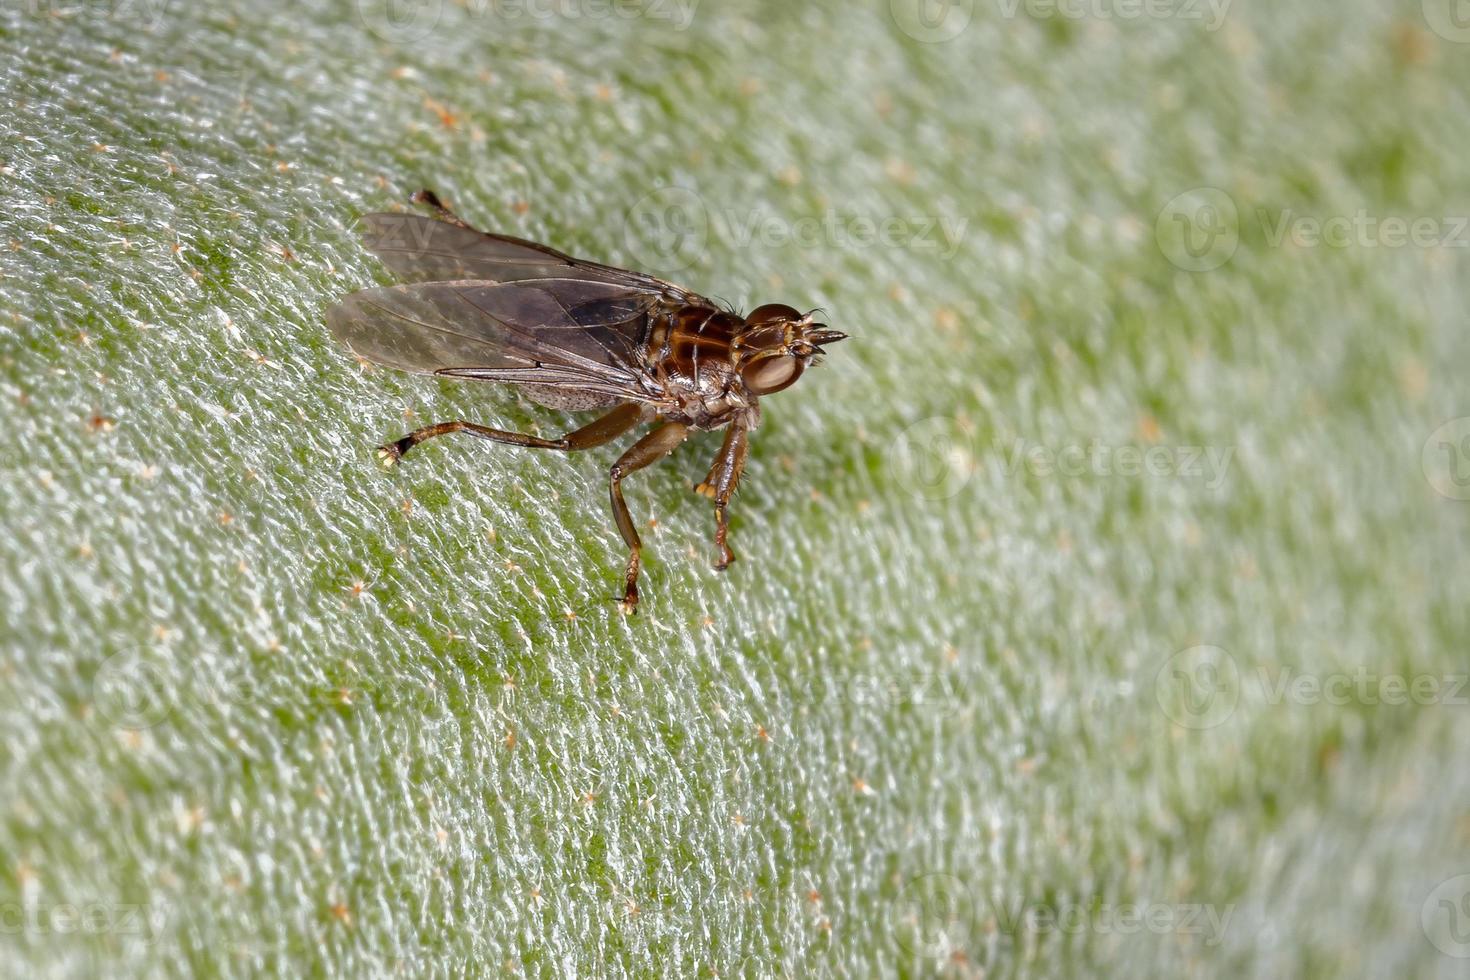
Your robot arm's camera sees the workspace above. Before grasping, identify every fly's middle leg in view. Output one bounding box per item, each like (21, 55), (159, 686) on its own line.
(608, 422), (690, 611)
(695, 422), (749, 571)
(377, 402), (643, 466)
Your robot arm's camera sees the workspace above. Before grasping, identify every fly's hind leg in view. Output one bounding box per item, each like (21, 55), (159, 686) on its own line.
(694, 421), (749, 571)
(377, 402), (644, 467)
(411, 189), (473, 229)
(609, 422), (690, 611)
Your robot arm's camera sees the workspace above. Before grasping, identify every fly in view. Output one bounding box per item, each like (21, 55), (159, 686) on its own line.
(326, 190), (847, 611)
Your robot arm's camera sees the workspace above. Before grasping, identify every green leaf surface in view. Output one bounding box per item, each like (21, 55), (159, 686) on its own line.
(2, 0), (1468, 975)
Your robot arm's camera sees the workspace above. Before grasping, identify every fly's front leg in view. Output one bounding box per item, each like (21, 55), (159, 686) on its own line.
(378, 402), (643, 466)
(694, 421), (749, 571)
(609, 422), (690, 611)
(411, 189), (473, 229)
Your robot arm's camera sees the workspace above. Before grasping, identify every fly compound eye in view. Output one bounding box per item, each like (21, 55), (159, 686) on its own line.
(745, 303), (801, 326)
(742, 353), (805, 395)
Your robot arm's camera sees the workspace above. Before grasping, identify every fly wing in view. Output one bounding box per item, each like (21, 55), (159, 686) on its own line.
(326, 279), (670, 405)
(359, 212), (719, 308)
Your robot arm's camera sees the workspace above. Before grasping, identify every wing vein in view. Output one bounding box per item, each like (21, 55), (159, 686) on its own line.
(355, 294), (533, 366)
(450, 286), (638, 382)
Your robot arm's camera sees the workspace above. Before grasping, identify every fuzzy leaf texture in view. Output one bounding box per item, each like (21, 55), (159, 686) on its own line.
(1, 0), (1468, 976)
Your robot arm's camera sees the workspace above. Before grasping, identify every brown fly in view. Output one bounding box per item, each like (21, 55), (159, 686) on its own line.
(326, 190), (846, 611)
